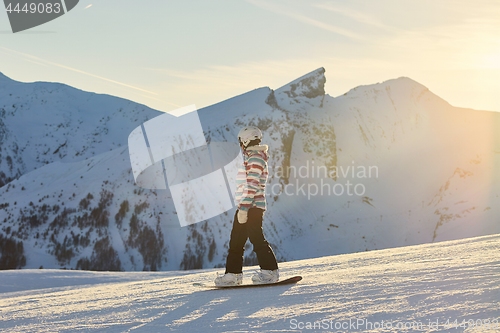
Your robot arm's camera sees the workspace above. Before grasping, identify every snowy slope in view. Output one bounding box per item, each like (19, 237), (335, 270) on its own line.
(1, 68), (499, 272)
(0, 234), (499, 332)
(0, 72), (161, 186)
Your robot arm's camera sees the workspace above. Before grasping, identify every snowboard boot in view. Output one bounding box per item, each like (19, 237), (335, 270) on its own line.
(214, 272), (243, 286)
(252, 269), (279, 284)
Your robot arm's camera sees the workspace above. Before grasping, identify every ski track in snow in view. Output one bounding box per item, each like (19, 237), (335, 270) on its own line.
(1, 234), (499, 333)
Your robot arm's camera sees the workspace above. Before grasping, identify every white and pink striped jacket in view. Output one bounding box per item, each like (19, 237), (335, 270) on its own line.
(235, 145), (269, 211)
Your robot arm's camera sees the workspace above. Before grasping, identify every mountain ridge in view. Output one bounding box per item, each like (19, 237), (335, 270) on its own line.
(0, 68), (499, 271)
(0, 72), (161, 186)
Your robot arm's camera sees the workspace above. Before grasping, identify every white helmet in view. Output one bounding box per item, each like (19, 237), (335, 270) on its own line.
(238, 126), (262, 148)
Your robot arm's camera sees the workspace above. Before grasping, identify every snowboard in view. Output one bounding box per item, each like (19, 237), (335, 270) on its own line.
(194, 275), (302, 289)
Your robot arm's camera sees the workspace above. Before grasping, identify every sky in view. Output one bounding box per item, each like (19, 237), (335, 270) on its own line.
(1, 0), (499, 113)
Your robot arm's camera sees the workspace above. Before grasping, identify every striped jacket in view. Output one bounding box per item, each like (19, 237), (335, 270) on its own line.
(235, 144), (269, 211)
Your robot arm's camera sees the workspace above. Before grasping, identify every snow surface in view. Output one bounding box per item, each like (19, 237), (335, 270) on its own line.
(1, 234), (499, 332)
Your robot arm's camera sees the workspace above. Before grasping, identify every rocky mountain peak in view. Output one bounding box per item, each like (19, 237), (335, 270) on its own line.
(276, 67), (326, 99)
(269, 67), (326, 110)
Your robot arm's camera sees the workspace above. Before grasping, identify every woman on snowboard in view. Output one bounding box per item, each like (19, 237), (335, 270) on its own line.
(215, 126), (279, 286)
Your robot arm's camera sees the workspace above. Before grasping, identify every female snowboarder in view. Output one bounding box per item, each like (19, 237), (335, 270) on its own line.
(215, 126), (279, 286)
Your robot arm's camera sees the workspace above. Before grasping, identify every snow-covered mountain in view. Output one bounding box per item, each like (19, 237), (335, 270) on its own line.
(0, 72), (160, 186)
(0, 68), (499, 271)
(1, 234), (499, 332)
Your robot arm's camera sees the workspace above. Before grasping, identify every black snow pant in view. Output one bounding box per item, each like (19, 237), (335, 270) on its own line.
(225, 208), (278, 274)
